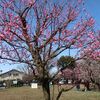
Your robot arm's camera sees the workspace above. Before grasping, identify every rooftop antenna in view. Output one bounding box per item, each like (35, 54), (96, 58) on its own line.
(69, 47), (70, 56)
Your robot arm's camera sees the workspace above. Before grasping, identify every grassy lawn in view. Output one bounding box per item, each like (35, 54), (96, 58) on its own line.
(0, 86), (100, 100)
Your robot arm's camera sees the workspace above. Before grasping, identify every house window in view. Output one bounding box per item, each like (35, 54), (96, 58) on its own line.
(13, 73), (19, 76)
(9, 73), (11, 76)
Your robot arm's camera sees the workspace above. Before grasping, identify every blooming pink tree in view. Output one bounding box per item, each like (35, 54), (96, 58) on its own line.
(75, 58), (100, 91)
(0, 0), (96, 100)
(81, 31), (100, 60)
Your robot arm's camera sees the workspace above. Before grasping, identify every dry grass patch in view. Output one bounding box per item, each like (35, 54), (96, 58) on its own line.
(0, 86), (100, 100)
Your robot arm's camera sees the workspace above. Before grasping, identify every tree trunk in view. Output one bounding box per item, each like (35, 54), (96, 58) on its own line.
(95, 83), (100, 91)
(85, 81), (90, 91)
(56, 90), (63, 100)
(42, 78), (51, 100)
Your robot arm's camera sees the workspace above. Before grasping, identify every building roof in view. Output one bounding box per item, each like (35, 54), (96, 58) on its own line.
(0, 69), (24, 76)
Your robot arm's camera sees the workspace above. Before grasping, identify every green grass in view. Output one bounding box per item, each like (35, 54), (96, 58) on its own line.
(0, 86), (100, 100)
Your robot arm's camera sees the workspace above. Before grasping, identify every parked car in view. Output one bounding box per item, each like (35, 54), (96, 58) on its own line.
(0, 81), (6, 89)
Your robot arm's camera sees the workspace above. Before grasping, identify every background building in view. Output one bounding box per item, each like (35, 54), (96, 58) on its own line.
(0, 69), (24, 81)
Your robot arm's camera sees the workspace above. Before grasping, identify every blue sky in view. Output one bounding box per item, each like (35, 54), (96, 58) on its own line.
(85, 0), (100, 29)
(0, 0), (100, 73)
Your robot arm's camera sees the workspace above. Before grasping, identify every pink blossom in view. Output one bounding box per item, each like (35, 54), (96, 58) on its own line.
(77, 0), (83, 4)
(0, 34), (5, 39)
(87, 17), (95, 26)
(68, 8), (78, 20)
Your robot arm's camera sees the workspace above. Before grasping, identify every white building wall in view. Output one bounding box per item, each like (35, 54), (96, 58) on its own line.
(0, 71), (24, 81)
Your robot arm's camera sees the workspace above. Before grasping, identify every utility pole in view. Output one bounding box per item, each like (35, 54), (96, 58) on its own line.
(69, 47), (70, 56)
